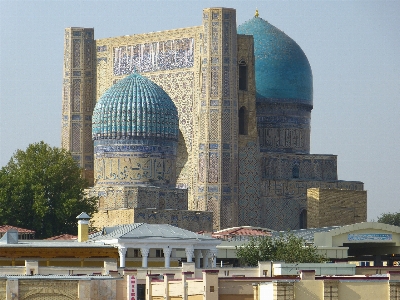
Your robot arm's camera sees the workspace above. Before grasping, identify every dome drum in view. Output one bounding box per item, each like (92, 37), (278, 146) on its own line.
(93, 138), (177, 157)
(93, 148), (177, 188)
(257, 102), (311, 154)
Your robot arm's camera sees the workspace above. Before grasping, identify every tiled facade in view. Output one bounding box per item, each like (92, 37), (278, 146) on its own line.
(62, 28), (95, 185)
(62, 8), (366, 231)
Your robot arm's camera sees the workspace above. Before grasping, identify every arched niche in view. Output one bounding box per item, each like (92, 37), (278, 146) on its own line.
(176, 129), (189, 185)
(239, 106), (248, 135)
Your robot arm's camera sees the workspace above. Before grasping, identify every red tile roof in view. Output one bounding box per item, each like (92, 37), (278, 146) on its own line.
(212, 226), (272, 239)
(0, 225), (35, 233)
(45, 234), (77, 240)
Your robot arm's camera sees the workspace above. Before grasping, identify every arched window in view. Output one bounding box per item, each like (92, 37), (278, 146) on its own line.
(239, 61), (248, 91)
(300, 209), (307, 229)
(239, 106), (248, 135)
(292, 164), (300, 179)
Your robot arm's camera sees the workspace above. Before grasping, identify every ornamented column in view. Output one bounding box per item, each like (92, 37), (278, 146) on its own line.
(118, 247), (127, 268)
(185, 246), (194, 263)
(140, 247), (150, 268)
(195, 7), (239, 231)
(194, 250), (202, 269)
(163, 246), (172, 268)
(62, 27), (95, 185)
(201, 249), (210, 268)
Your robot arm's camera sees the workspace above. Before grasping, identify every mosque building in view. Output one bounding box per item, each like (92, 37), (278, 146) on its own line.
(61, 7), (367, 231)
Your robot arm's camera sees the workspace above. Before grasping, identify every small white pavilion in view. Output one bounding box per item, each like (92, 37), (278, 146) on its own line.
(90, 223), (221, 268)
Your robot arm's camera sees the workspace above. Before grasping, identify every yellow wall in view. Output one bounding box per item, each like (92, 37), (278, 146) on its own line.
(0, 280), (5, 299)
(188, 296), (203, 300)
(125, 260), (179, 268)
(338, 281), (388, 299)
(35, 260), (105, 267)
(0, 260), (13, 266)
(48, 260), (82, 267)
(219, 280), (254, 295)
(294, 281), (323, 300)
(220, 295), (253, 300)
(116, 277), (127, 300)
(83, 261), (104, 267)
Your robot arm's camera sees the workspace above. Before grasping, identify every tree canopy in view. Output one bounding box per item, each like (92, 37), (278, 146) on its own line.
(377, 212), (400, 227)
(236, 233), (327, 266)
(0, 142), (97, 238)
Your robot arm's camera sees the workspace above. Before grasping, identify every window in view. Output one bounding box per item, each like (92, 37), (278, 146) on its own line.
(292, 164), (300, 179)
(239, 62), (248, 91)
(210, 286), (215, 292)
(156, 249), (164, 257)
(300, 209), (307, 229)
(133, 249), (141, 257)
(239, 106), (248, 135)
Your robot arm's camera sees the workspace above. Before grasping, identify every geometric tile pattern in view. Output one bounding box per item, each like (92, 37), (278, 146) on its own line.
(19, 280), (78, 300)
(261, 153), (338, 181)
(208, 152), (219, 183)
(238, 141), (262, 226)
(193, 7), (239, 230)
(63, 8), (366, 233)
(62, 28), (95, 183)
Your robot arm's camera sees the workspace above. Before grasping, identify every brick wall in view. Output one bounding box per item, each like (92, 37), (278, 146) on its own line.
(307, 188), (367, 228)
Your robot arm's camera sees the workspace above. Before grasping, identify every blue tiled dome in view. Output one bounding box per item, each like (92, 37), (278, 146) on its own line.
(238, 16), (313, 106)
(92, 73), (178, 141)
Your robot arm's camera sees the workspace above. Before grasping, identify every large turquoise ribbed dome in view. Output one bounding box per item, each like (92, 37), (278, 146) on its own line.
(92, 73), (178, 141)
(238, 16), (313, 105)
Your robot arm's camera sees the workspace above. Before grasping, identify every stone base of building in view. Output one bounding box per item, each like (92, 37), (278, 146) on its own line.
(87, 185), (189, 211)
(91, 208), (213, 232)
(307, 188), (367, 228)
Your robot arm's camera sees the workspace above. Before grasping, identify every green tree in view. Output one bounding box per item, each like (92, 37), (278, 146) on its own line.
(236, 233), (327, 266)
(0, 142), (97, 238)
(377, 212), (400, 227)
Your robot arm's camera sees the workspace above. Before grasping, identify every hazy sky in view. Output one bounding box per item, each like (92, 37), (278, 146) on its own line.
(0, 0), (399, 221)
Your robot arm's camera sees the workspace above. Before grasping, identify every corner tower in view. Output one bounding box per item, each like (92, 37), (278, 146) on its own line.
(194, 8), (239, 230)
(61, 28), (95, 184)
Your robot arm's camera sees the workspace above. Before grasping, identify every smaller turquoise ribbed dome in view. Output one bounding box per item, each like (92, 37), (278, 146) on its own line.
(92, 73), (178, 141)
(238, 16), (313, 105)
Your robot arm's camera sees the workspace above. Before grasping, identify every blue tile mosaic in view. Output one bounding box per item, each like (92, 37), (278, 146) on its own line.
(92, 73), (179, 142)
(208, 186), (219, 193)
(113, 38), (194, 76)
(237, 16), (313, 105)
(210, 100), (219, 106)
